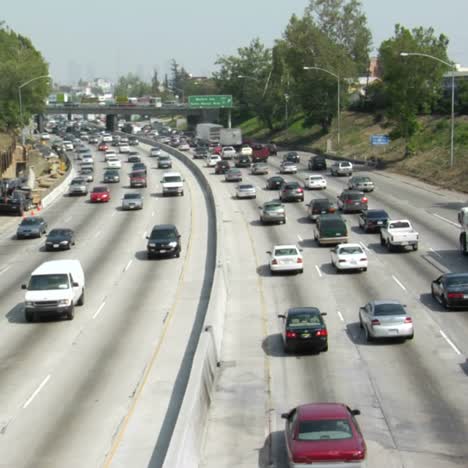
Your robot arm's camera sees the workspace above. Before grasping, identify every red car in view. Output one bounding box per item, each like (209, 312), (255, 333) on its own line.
(212, 145), (222, 155)
(251, 143), (270, 163)
(129, 171), (147, 188)
(98, 142), (108, 151)
(90, 186), (110, 203)
(282, 403), (366, 467)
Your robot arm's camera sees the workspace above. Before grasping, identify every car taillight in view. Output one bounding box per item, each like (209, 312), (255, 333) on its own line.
(339, 259), (346, 263)
(286, 331), (297, 338)
(316, 329), (327, 337)
(360, 258), (367, 261)
(362, 197), (368, 203)
(329, 207), (336, 213)
(404, 317), (412, 323)
(297, 258), (303, 263)
(297, 188), (303, 193)
(272, 259), (278, 265)
(447, 292), (464, 299)
(371, 319), (380, 325)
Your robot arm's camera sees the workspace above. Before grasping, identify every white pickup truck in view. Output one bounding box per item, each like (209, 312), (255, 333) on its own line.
(380, 219), (419, 251)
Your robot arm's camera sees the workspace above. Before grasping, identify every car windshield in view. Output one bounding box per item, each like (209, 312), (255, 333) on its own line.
(446, 275), (468, 286)
(124, 194), (141, 200)
(338, 246), (364, 255)
(287, 313), (321, 327)
(151, 229), (176, 240)
(274, 248), (298, 256)
(356, 177), (371, 182)
(239, 184), (254, 190)
(71, 179), (85, 185)
(29, 274), (70, 291)
(21, 218), (40, 226)
(374, 303), (406, 316)
(270, 177), (283, 183)
(164, 176), (182, 183)
(297, 419), (353, 441)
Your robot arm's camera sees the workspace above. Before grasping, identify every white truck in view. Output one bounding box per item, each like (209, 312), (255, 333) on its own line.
(380, 219), (419, 251)
(161, 171), (184, 197)
(458, 207), (468, 255)
(219, 128), (242, 146)
(22, 259), (85, 321)
(196, 123), (222, 144)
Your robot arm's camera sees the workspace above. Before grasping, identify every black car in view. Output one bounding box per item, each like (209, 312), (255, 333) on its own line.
(279, 181), (304, 202)
(132, 162), (147, 174)
(358, 209), (389, 232)
(278, 307), (328, 353)
(128, 155), (141, 163)
(45, 228), (75, 251)
(308, 155), (327, 170)
(307, 198), (336, 222)
(128, 136), (139, 146)
(283, 151), (300, 163)
(267, 143), (278, 155)
(235, 156), (251, 168)
(215, 160), (230, 174)
(266, 176), (285, 190)
(431, 273), (468, 309)
(103, 169), (120, 183)
(147, 224), (181, 259)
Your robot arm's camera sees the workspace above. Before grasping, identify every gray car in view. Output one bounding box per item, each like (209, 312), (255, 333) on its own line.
(337, 190), (368, 213)
(251, 163), (269, 175)
(158, 155), (172, 169)
(348, 175), (375, 192)
(330, 161), (353, 176)
(259, 201), (286, 224)
(359, 300), (414, 342)
(68, 177), (88, 196)
(80, 167), (94, 182)
(121, 192), (143, 210)
(225, 168), (242, 182)
(103, 169), (120, 183)
(17, 216), (47, 239)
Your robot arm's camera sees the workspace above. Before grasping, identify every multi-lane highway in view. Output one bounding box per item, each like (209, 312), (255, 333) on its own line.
(1, 136), (468, 468)
(0, 141), (214, 467)
(194, 151), (468, 468)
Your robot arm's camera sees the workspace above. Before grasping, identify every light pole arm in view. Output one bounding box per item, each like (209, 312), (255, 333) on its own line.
(400, 52), (453, 69)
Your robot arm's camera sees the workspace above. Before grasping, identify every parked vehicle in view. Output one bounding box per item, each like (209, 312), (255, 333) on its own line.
(431, 272), (468, 309)
(314, 214), (348, 246)
(359, 300), (414, 341)
(22, 259), (84, 321)
(380, 219), (419, 251)
(278, 307), (328, 353)
(0, 180), (33, 215)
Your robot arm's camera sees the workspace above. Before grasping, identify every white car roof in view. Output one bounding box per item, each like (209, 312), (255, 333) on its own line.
(273, 244), (299, 251)
(163, 171), (182, 177)
(336, 243), (362, 249)
(31, 259), (82, 276)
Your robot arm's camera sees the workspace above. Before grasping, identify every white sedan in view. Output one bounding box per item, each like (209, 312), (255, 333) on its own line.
(268, 245), (304, 275)
(206, 155), (221, 167)
(105, 151), (117, 161)
(221, 146), (236, 159)
(330, 243), (368, 272)
(106, 157), (122, 169)
(280, 161), (297, 174)
(235, 183), (256, 199)
(119, 145), (130, 154)
(304, 174), (327, 190)
(179, 142), (190, 151)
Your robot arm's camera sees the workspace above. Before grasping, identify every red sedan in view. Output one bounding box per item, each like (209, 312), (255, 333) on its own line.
(90, 186), (110, 203)
(282, 403), (366, 467)
(98, 142), (109, 151)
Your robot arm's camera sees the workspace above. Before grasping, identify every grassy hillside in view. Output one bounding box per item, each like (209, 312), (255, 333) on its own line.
(240, 112), (468, 192)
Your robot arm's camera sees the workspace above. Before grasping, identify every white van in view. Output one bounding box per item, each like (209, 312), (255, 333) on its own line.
(22, 260), (85, 322)
(161, 171), (184, 196)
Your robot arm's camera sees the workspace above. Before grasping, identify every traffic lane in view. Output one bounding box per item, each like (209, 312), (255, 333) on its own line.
(0, 154), (189, 437)
(0, 165), (198, 467)
(214, 175), (468, 466)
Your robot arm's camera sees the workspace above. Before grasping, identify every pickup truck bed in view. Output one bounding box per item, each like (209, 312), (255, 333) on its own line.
(380, 220), (419, 251)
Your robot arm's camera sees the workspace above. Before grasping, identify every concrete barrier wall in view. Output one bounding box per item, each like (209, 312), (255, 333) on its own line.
(136, 137), (227, 468)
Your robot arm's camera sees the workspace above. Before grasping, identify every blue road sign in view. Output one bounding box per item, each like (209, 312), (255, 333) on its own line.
(370, 134), (390, 145)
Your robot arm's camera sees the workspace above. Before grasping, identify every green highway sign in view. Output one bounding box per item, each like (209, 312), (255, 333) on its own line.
(188, 95), (233, 109)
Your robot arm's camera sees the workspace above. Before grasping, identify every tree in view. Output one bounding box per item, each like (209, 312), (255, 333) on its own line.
(0, 23), (49, 132)
(379, 25), (450, 140)
(113, 73), (151, 97)
(151, 69), (160, 95)
(306, 0), (372, 74)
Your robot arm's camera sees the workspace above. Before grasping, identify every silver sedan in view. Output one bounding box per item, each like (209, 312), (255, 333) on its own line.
(235, 183), (256, 199)
(359, 300), (414, 341)
(121, 193), (143, 210)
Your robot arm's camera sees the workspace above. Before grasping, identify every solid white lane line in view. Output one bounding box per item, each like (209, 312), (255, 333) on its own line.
(433, 213), (460, 228)
(315, 265), (322, 277)
(337, 311), (345, 322)
(64, 216), (72, 223)
(124, 259), (133, 272)
(440, 330), (462, 356)
(94, 230), (101, 238)
(93, 301), (106, 319)
(23, 375), (51, 409)
(359, 241), (370, 252)
(143, 231), (147, 239)
(0, 266), (10, 275)
(111, 211), (116, 217)
(392, 275), (407, 291)
(429, 248), (442, 258)
(151, 211), (155, 217)
(297, 234), (303, 242)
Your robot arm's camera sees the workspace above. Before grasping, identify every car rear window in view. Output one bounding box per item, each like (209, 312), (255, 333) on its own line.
(314, 200), (331, 208)
(321, 219), (345, 230)
(345, 193), (363, 200)
(446, 275), (468, 286)
(285, 183), (300, 189)
(287, 313), (321, 327)
(298, 419), (353, 441)
(265, 204), (283, 211)
(274, 248), (298, 256)
(338, 246), (364, 255)
(367, 210), (388, 219)
(389, 221), (410, 229)
(374, 303), (406, 316)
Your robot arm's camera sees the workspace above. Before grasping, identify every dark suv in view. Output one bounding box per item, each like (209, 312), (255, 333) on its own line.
(337, 190), (368, 213)
(146, 224), (181, 259)
(308, 155), (327, 171)
(279, 181), (304, 202)
(307, 198), (336, 222)
(283, 151), (300, 163)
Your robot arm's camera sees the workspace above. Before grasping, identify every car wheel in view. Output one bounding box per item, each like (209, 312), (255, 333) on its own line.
(283, 342), (290, 354)
(322, 343), (329, 352)
(364, 325), (373, 342)
(77, 289), (85, 306)
(413, 243), (418, 251)
(441, 296), (450, 310)
(362, 267), (367, 272)
(359, 317), (364, 329)
(176, 248), (181, 258)
(407, 333), (414, 340)
(66, 306), (75, 320)
(386, 240), (392, 251)
(25, 311), (34, 323)
(380, 235), (385, 246)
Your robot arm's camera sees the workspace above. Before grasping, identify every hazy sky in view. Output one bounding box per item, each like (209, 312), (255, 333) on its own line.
(3, 0), (468, 84)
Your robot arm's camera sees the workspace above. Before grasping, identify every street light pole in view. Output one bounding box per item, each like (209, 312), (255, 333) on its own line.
(400, 52), (455, 168)
(18, 74), (51, 145)
(284, 93), (289, 142)
(303, 66), (341, 147)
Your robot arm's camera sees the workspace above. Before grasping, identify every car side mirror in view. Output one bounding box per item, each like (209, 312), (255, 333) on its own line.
(72, 282), (79, 288)
(21, 284), (27, 290)
(277, 314), (286, 319)
(266, 251), (271, 254)
(359, 307), (366, 313)
(320, 312), (327, 316)
(351, 409), (361, 416)
(146, 236), (149, 239)
(281, 412), (289, 419)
